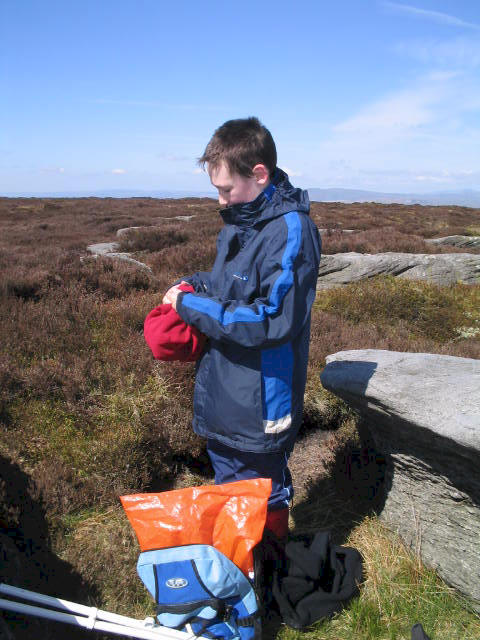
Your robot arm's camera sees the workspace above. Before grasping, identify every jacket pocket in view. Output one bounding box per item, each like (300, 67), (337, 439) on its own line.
(202, 344), (263, 447)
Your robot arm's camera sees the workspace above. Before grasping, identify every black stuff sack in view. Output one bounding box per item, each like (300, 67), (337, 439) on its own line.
(271, 530), (363, 629)
(411, 623), (431, 640)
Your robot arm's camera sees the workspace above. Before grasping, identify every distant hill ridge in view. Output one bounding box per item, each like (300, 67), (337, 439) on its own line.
(2, 187), (480, 207)
(307, 188), (480, 208)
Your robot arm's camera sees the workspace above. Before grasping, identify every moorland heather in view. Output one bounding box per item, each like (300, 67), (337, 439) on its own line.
(1, 196), (479, 638)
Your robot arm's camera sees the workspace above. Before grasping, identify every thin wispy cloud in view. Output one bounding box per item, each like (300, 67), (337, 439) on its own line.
(333, 78), (448, 135)
(383, 2), (480, 31)
(414, 169), (480, 184)
(394, 36), (480, 68)
(332, 71), (478, 141)
(40, 166), (66, 174)
(314, 70), (480, 190)
(111, 168), (126, 174)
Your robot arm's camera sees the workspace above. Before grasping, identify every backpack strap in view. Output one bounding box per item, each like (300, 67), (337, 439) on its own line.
(237, 614), (258, 627)
(157, 597), (230, 618)
(182, 603), (235, 638)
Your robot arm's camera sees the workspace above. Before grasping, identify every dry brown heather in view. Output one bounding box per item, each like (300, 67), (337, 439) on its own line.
(1, 196), (479, 630)
(310, 200), (480, 238)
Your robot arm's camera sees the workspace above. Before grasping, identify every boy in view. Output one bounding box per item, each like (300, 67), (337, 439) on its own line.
(163, 117), (321, 541)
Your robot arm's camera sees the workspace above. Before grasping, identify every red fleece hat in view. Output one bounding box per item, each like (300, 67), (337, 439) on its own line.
(144, 284), (206, 362)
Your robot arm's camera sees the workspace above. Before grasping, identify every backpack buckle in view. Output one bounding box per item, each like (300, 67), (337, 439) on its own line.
(221, 603), (234, 622)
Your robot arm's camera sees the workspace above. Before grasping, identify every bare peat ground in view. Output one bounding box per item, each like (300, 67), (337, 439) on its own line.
(1, 196), (479, 638)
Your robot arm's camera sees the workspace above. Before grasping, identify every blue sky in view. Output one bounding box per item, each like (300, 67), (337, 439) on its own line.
(1, 0), (480, 194)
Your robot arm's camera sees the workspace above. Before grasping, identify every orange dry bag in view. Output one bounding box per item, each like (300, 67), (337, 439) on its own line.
(120, 478), (272, 577)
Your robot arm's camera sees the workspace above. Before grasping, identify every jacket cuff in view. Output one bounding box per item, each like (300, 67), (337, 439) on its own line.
(176, 291), (189, 319)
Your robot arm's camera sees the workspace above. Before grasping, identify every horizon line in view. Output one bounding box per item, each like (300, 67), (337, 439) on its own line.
(2, 186), (480, 199)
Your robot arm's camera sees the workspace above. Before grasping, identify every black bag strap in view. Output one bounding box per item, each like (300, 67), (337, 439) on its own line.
(237, 614), (258, 627)
(184, 603), (236, 637)
(157, 598), (241, 637)
(157, 597), (228, 616)
(189, 610), (259, 639)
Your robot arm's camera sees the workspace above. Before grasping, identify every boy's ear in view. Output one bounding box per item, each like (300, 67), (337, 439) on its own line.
(252, 164), (270, 185)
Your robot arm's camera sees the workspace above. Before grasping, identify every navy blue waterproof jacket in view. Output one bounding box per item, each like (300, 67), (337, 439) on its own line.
(176, 169), (321, 453)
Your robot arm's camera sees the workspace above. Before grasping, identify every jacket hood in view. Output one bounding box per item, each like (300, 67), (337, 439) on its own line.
(220, 168), (310, 228)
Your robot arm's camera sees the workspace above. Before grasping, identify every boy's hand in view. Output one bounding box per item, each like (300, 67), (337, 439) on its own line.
(163, 281), (188, 311)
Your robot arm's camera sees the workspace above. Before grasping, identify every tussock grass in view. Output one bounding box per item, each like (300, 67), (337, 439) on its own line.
(59, 505), (153, 618)
(465, 226), (480, 236)
(315, 276), (480, 355)
(302, 377), (355, 433)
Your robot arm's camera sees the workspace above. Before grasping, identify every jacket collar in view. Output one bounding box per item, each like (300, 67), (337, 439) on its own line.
(220, 168), (309, 228)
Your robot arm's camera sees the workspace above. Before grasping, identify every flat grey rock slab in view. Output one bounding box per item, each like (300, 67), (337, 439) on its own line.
(87, 242), (121, 255)
(165, 215), (195, 221)
(320, 349), (480, 609)
(84, 244), (152, 272)
(318, 228), (357, 234)
(425, 235), (480, 249)
(317, 252), (480, 288)
(116, 225), (165, 237)
(104, 252), (152, 272)
(116, 226), (143, 237)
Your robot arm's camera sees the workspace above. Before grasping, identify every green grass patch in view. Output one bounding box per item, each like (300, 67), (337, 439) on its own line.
(8, 398), (89, 466)
(7, 370), (172, 477)
(59, 505), (155, 618)
(316, 276), (480, 343)
(303, 374), (356, 432)
(58, 507), (102, 541)
(465, 226), (480, 237)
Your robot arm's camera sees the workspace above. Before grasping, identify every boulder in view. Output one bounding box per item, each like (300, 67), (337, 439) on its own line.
(102, 252), (152, 272)
(86, 242), (120, 255)
(318, 228), (358, 234)
(320, 349), (480, 610)
(425, 235), (480, 249)
(164, 215), (195, 221)
(116, 226), (144, 237)
(85, 242), (151, 272)
(317, 252), (480, 288)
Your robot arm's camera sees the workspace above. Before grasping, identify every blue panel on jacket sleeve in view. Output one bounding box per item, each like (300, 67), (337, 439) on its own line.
(261, 343), (293, 423)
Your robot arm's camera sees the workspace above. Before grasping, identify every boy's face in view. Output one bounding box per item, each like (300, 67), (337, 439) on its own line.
(208, 161), (269, 207)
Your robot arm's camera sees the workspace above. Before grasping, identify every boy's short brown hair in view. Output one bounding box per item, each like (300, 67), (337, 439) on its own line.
(198, 117), (277, 178)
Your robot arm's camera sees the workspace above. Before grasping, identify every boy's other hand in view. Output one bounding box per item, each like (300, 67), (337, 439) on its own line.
(162, 281), (188, 311)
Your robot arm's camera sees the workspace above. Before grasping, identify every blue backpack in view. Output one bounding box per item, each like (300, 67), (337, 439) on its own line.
(137, 544), (261, 640)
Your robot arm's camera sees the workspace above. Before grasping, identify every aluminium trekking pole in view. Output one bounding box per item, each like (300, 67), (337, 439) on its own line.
(0, 583), (204, 640)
